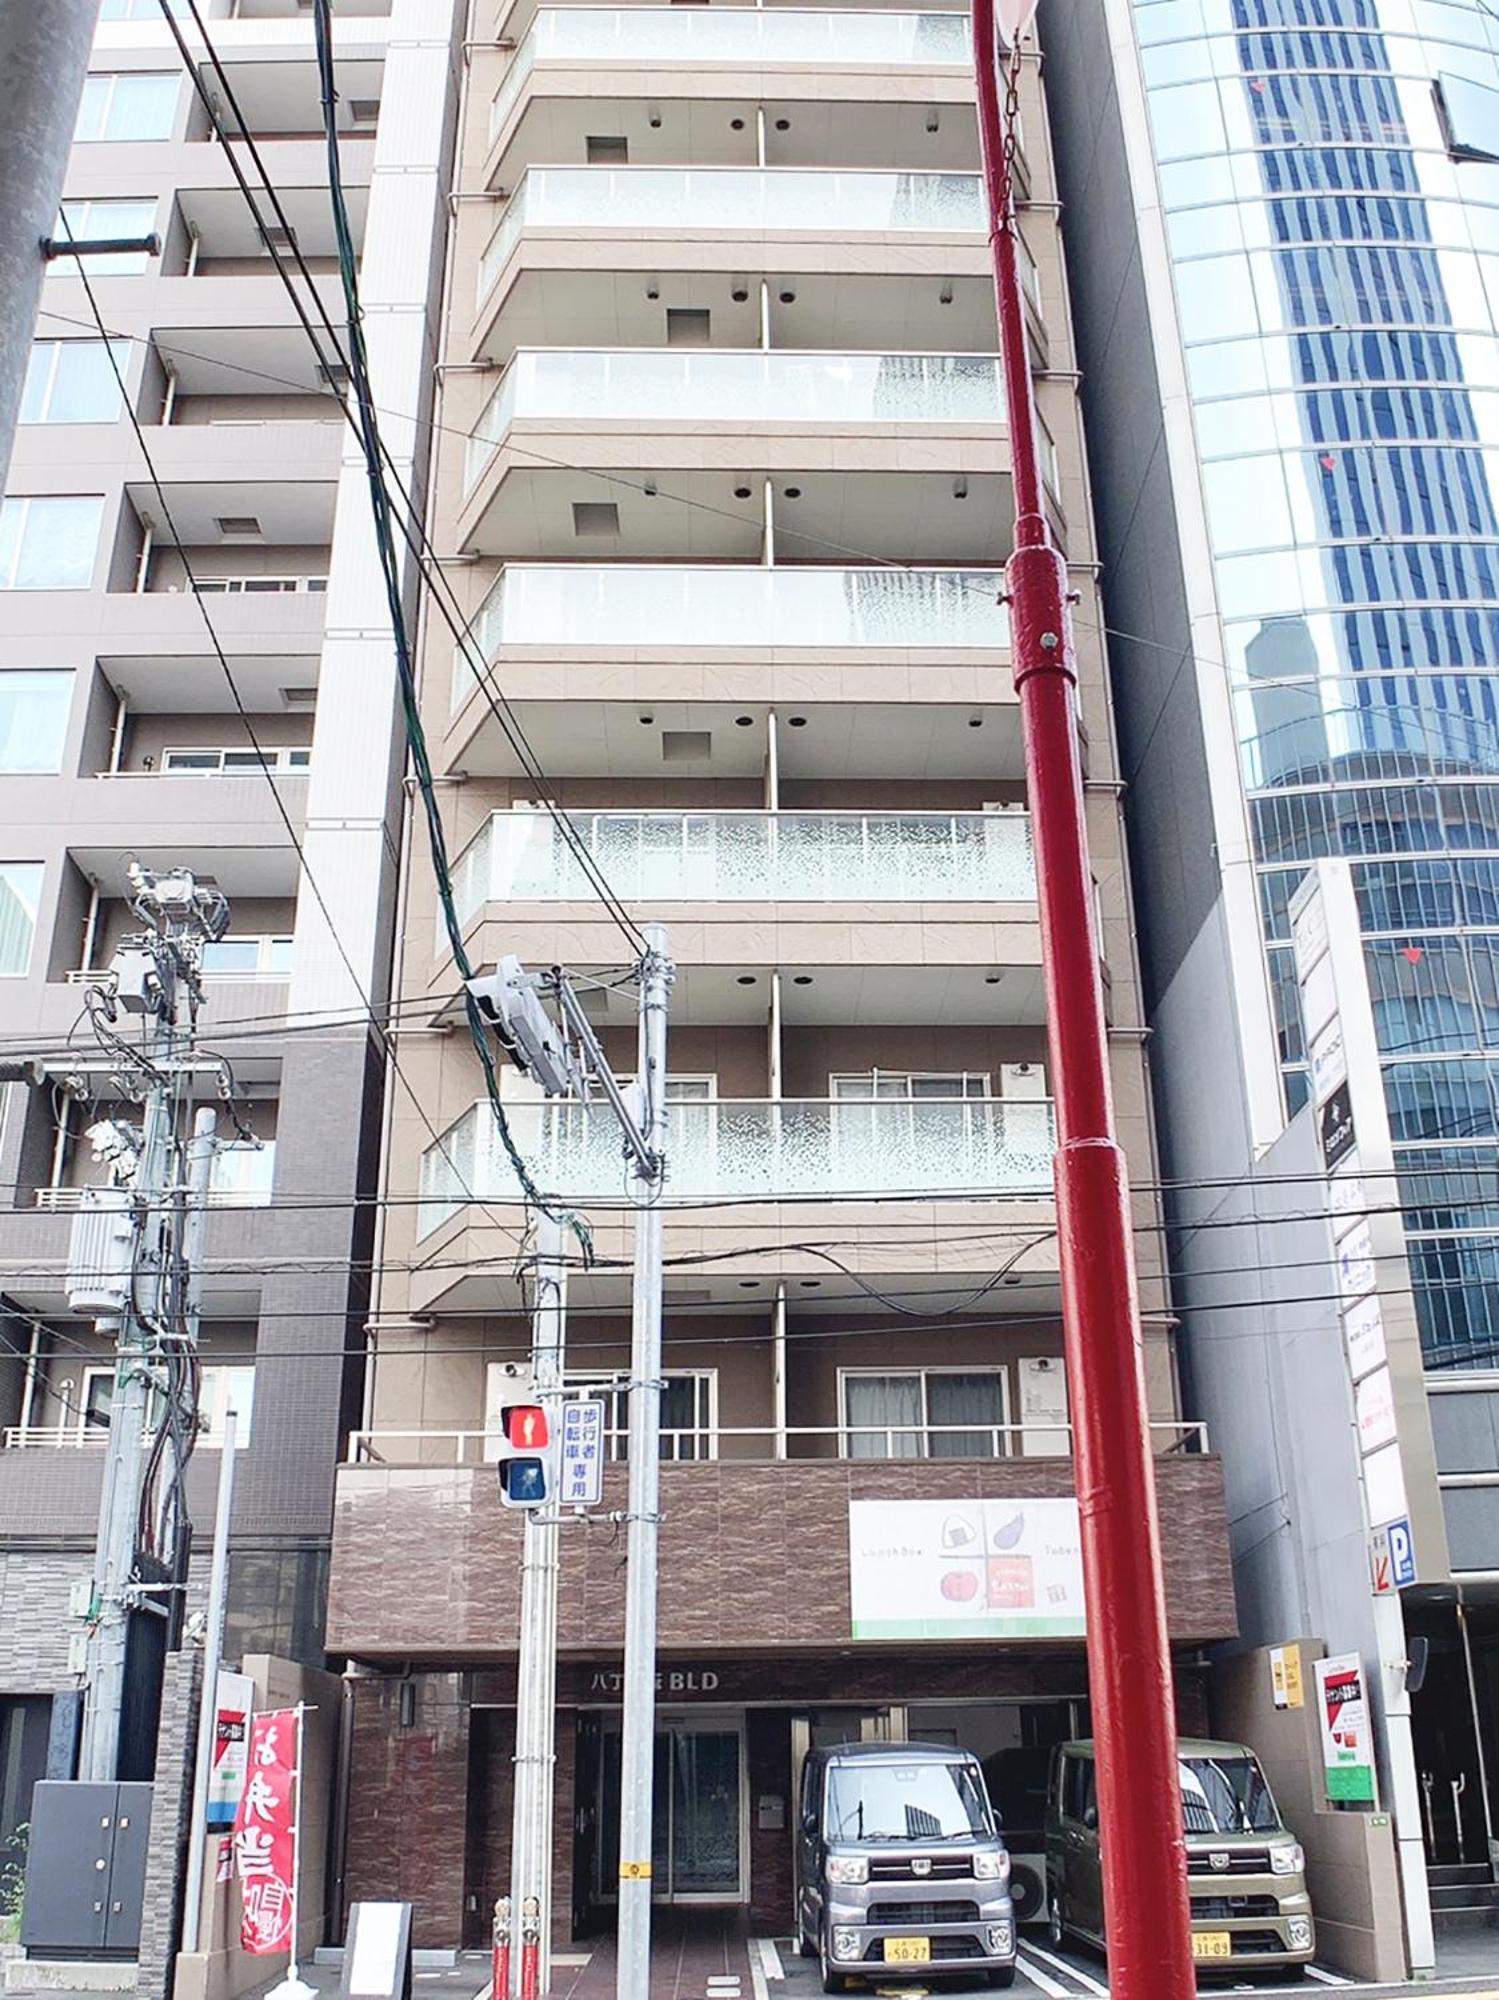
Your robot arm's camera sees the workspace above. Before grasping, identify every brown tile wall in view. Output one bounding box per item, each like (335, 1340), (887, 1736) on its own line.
(345, 1674), (471, 1946)
(747, 1709), (794, 1930)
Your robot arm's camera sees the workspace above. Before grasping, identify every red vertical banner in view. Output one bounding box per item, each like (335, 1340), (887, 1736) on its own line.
(232, 1708), (298, 1954)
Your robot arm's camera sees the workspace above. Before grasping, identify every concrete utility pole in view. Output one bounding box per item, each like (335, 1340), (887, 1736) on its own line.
(614, 924), (672, 2000)
(0, 1), (98, 488)
(509, 1215), (569, 1994)
(74, 862), (231, 1782)
(181, 1405), (238, 1955)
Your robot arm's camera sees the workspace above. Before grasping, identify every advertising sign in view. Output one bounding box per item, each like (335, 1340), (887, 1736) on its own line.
(1269, 1642), (1304, 1710)
(233, 1708), (298, 1954)
(1341, 1292), (1387, 1381)
(1320, 1080), (1356, 1171)
(848, 1497), (1084, 1639)
(207, 1670), (254, 1830)
(1313, 1653), (1376, 1803)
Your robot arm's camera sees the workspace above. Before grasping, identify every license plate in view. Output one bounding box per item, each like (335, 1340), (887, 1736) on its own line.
(883, 1938), (931, 1964)
(1192, 1932), (1232, 1962)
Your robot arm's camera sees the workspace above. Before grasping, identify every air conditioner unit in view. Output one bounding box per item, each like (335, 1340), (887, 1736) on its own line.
(66, 1187), (134, 1316)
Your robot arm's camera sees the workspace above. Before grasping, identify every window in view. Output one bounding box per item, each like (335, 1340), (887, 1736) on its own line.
(50, 199), (157, 276)
(840, 1368), (1009, 1459)
(569, 1369), (716, 1460)
(0, 497), (103, 590)
(74, 73), (178, 144)
(0, 672), (71, 773)
(1437, 71), (1499, 164)
(209, 1143), (275, 1205)
(0, 864), (43, 977)
(20, 342), (127, 425)
(194, 576), (328, 594)
(164, 747), (310, 774)
(198, 1365), (254, 1446)
(831, 1072), (990, 1098)
(97, 0), (189, 15)
(201, 935), (293, 978)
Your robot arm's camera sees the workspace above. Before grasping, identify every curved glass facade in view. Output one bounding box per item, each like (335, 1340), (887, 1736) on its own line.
(1137, 0), (1499, 1363)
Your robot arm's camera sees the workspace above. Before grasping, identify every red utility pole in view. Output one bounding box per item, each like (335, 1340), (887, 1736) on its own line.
(970, 11), (1197, 1999)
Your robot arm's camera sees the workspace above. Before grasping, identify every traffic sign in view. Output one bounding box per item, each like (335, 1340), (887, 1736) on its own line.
(560, 1399), (606, 1507)
(1387, 1515), (1416, 1589)
(1369, 1525), (1392, 1595)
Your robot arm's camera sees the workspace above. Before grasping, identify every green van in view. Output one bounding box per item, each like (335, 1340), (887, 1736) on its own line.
(1045, 1740), (1315, 1977)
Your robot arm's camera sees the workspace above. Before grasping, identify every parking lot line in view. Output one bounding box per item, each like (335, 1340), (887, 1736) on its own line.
(1303, 1969), (1352, 1986)
(1013, 1956), (1073, 1997)
(1022, 1945), (1108, 1996)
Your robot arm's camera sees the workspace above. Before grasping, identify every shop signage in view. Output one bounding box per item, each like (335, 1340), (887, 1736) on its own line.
(1269, 1643), (1304, 1710)
(848, 1497), (1084, 1640)
(207, 1670), (254, 1830)
(586, 1668), (721, 1696)
(1313, 1653), (1376, 1803)
(1320, 1080), (1356, 1171)
(233, 1708), (298, 1954)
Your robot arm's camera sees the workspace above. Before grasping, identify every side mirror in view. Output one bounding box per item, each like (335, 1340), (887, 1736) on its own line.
(1082, 1804), (1099, 1831)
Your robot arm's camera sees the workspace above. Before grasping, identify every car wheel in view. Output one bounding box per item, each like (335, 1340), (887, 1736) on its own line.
(1047, 1895), (1064, 1950)
(799, 1929), (816, 1959)
(983, 1970), (1015, 1989)
(819, 1934), (846, 1994)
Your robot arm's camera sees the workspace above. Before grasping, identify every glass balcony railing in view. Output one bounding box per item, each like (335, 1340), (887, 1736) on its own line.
(489, 9), (974, 144)
(462, 566), (1005, 691)
(464, 349), (1003, 490)
(449, 808), (1036, 927)
(420, 1096), (1055, 1230)
(478, 167), (985, 307)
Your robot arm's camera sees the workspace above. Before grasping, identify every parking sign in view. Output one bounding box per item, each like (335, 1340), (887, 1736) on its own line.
(1387, 1515), (1417, 1589)
(560, 1399), (606, 1507)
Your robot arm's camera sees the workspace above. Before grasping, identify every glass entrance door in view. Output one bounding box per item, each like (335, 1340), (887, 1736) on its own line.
(595, 1716), (746, 1904)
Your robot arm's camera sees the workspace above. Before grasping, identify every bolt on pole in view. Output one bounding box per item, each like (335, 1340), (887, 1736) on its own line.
(969, 10), (1196, 1999)
(509, 1214), (569, 1996)
(615, 924), (672, 2000)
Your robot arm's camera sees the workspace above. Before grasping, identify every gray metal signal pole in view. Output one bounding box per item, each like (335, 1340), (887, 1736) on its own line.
(509, 1214), (569, 1993)
(615, 924), (672, 2000)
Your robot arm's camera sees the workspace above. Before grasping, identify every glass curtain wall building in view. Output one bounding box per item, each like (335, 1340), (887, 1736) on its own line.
(1136, 0), (1499, 1368)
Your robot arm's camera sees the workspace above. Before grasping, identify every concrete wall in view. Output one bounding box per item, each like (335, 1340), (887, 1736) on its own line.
(1215, 1642), (1406, 1983)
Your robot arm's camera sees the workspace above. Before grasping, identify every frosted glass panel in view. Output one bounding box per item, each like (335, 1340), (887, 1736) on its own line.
(420, 1096), (1056, 1229)
(450, 810), (1035, 923)
(472, 564), (1006, 659)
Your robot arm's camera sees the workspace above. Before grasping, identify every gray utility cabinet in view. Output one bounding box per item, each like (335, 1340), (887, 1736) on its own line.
(20, 1780), (154, 1956)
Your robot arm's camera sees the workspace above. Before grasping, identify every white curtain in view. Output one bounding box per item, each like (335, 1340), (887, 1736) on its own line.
(844, 1374), (922, 1459)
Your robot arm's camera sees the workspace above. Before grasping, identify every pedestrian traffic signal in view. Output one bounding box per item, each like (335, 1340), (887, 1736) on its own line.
(496, 1403), (552, 1509)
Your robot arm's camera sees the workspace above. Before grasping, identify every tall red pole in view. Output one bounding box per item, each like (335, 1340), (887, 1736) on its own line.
(971, 12), (1197, 2000)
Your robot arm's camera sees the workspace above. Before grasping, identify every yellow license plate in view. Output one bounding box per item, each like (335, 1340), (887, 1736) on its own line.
(1192, 1932), (1232, 1962)
(882, 1939), (931, 1964)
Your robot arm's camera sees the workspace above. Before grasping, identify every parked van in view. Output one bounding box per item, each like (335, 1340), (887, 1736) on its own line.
(797, 1742), (1018, 1991)
(1045, 1740), (1315, 1976)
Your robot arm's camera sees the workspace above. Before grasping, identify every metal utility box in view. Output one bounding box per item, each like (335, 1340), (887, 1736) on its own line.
(19, 1780), (153, 1956)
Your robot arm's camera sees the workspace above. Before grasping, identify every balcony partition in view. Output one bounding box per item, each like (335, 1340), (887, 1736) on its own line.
(450, 807), (1035, 926)
(419, 1094), (1055, 1230)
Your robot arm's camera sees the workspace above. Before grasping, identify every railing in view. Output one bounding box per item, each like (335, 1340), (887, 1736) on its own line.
(479, 167), (985, 307)
(462, 565), (1005, 694)
(67, 941), (291, 986)
(2, 1423), (110, 1450)
(34, 1142), (275, 1213)
(449, 809), (1036, 927)
(489, 8), (974, 143)
(345, 1420), (1210, 1465)
(419, 1096), (1055, 1231)
(464, 348), (1004, 490)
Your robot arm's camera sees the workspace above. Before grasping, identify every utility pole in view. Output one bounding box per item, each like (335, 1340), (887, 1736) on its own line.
(181, 1405), (238, 1956)
(73, 862), (231, 1783)
(508, 1214), (568, 1994)
(0, 1), (98, 488)
(970, 12), (1196, 2000)
(465, 934), (672, 2000)
(613, 923), (671, 2000)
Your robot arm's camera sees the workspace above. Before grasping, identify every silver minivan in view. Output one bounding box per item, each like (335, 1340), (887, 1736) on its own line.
(796, 1742), (1017, 1992)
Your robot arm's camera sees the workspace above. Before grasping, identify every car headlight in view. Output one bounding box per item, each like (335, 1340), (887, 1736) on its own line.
(1270, 1844), (1305, 1876)
(1286, 1916), (1312, 1949)
(826, 1856), (869, 1886)
(974, 1849), (1011, 1881)
(832, 1929), (861, 1962)
(986, 1925), (1014, 1958)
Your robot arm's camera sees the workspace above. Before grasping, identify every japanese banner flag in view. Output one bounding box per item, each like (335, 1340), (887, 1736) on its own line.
(232, 1709), (298, 1954)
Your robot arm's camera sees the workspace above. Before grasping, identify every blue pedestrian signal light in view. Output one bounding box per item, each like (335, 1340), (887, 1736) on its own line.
(497, 1403), (552, 1509)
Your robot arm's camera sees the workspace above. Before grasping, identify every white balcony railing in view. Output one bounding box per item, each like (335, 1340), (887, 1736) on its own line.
(464, 348), (1003, 491)
(450, 808), (1035, 928)
(346, 1420), (1209, 1465)
(489, 7), (973, 143)
(34, 1142), (275, 1213)
(479, 167), (985, 307)
(462, 565), (1005, 698)
(419, 1096), (1054, 1232)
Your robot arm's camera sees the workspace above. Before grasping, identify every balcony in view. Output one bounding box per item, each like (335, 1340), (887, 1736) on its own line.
(452, 808), (1035, 922)
(464, 349), (1006, 494)
(418, 1094), (1055, 1232)
(477, 167), (988, 313)
(34, 1142), (276, 1214)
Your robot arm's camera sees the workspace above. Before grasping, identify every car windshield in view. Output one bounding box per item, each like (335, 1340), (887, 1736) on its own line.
(827, 1760), (993, 1841)
(1179, 1756), (1280, 1835)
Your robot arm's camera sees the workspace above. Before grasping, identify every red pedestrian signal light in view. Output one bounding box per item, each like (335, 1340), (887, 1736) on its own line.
(497, 1404), (553, 1508)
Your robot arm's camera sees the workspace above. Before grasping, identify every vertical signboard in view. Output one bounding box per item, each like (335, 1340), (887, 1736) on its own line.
(233, 1708), (298, 1954)
(206, 1670), (254, 1831)
(1314, 1653), (1377, 1803)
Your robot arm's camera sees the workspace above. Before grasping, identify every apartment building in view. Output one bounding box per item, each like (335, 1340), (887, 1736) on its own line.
(1042, 0), (1499, 1946)
(0, 0), (460, 1863)
(324, 0), (1237, 1947)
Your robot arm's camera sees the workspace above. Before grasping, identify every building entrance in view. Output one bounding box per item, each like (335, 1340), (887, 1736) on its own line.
(579, 1711), (748, 1916)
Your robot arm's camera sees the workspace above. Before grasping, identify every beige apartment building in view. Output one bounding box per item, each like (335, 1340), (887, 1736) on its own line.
(325, 0), (1236, 1948)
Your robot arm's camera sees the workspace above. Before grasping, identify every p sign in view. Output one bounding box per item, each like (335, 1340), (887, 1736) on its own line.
(1387, 1515), (1417, 1590)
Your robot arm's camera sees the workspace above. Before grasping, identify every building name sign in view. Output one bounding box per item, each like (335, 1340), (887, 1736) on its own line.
(586, 1669), (721, 1695)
